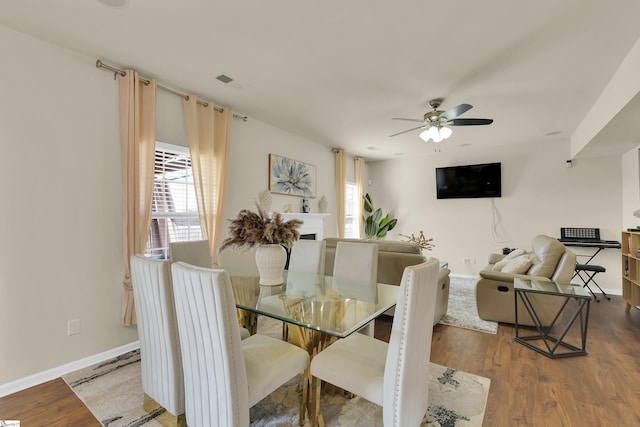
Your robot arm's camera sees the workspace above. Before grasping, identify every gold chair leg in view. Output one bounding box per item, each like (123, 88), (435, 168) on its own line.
(143, 393), (186, 427)
(299, 368), (309, 426)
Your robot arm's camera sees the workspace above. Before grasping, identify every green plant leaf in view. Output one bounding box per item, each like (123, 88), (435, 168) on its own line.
(386, 218), (398, 231)
(371, 208), (382, 223)
(364, 216), (377, 237)
(363, 193), (374, 213)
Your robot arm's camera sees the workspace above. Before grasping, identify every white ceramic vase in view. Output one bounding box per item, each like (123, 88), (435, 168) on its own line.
(255, 244), (287, 285)
(318, 195), (328, 213)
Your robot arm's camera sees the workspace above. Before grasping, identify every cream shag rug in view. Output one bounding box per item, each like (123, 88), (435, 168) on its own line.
(438, 276), (498, 334)
(63, 317), (490, 427)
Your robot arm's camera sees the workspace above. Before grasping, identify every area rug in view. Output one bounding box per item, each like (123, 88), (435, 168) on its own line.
(62, 321), (490, 427)
(438, 275), (498, 334)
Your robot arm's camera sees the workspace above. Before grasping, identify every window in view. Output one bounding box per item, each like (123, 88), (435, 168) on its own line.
(344, 182), (359, 238)
(146, 142), (202, 258)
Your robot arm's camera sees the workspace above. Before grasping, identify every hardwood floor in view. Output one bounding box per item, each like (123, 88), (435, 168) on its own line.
(1, 294), (639, 426)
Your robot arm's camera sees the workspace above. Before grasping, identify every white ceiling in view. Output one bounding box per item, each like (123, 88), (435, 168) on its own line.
(2, 0), (640, 160)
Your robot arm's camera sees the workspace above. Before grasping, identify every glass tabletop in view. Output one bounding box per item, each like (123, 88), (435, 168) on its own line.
(230, 271), (398, 338)
(514, 278), (592, 299)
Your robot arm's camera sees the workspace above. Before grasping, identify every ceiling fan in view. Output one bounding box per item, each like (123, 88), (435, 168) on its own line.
(389, 98), (493, 142)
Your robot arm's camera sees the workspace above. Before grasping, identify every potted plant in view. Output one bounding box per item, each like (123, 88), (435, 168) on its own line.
(219, 203), (302, 285)
(362, 193), (398, 239)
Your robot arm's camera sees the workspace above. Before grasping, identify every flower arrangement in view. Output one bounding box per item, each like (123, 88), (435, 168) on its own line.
(218, 202), (303, 253)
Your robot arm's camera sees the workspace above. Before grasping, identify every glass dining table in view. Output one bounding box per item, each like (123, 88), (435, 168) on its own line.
(229, 270), (399, 356)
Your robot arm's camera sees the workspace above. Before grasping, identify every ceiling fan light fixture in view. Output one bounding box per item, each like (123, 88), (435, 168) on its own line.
(419, 125), (452, 143)
(440, 126), (453, 139)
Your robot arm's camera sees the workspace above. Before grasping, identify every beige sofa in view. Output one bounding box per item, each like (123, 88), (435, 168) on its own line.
(475, 235), (577, 326)
(323, 238), (450, 325)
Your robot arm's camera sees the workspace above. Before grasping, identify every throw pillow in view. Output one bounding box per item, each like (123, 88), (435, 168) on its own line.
(503, 248), (525, 260)
(501, 255), (532, 274)
(492, 259), (510, 271)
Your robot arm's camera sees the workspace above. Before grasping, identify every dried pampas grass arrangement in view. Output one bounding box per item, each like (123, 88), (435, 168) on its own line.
(218, 202), (302, 253)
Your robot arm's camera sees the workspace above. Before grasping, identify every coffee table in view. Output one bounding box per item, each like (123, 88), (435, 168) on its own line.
(513, 278), (592, 358)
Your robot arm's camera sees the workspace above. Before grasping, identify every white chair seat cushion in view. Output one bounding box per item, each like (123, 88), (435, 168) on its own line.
(243, 334), (310, 407)
(310, 333), (387, 406)
(240, 327), (251, 340)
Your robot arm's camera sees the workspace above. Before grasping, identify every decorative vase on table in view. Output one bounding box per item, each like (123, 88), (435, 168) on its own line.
(255, 244), (287, 286)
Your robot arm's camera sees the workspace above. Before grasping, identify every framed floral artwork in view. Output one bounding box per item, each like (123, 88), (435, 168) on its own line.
(269, 154), (317, 198)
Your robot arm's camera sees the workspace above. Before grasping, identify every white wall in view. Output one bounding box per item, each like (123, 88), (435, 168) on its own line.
(224, 118), (337, 231)
(0, 26), (138, 384)
(367, 140), (623, 291)
(0, 24), (338, 387)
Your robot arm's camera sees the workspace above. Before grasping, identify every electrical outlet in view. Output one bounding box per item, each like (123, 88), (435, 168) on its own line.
(463, 257), (477, 265)
(68, 319), (80, 336)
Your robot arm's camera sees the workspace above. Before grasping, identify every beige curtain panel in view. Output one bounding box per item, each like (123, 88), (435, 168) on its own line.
(119, 70), (157, 326)
(183, 97), (233, 265)
(354, 157), (365, 238)
(335, 149), (347, 238)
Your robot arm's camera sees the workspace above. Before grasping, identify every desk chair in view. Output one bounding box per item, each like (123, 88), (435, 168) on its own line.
(310, 259), (439, 427)
(171, 262), (310, 427)
(574, 263), (610, 302)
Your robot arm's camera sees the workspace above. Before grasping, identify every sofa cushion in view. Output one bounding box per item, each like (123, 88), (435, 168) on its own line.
(527, 235), (565, 278)
(501, 255), (532, 274)
(492, 259), (510, 272)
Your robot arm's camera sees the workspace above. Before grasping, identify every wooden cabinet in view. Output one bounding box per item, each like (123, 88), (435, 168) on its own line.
(621, 231), (640, 312)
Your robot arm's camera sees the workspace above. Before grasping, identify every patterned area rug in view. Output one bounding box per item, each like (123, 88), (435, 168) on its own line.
(62, 318), (490, 427)
(439, 275), (498, 334)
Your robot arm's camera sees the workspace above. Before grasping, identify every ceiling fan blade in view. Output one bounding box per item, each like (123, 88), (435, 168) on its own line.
(440, 103), (473, 121)
(389, 125), (426, 137)
(392, 118), (425, 123)
(448, 118), (493, 126)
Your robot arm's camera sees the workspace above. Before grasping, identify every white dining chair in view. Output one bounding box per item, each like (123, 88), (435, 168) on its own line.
(333, 241), (378, 336)
(170, 239), (212, 268)
(171, 262), (310, 427)
(289, 239), (326, 275)
(130, 254), (185, 425)
(170, 240), (251, 339)
(310, 258), (440, 427)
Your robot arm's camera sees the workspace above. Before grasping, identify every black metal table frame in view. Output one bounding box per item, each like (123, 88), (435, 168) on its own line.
(514, 288), (591, 358)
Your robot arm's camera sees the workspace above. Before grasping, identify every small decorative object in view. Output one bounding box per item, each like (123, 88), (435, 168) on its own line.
(302, 197), (310, 213)
(219, 202), (302, 285)
(318, 195), (328, 213)
(362, 193), (398, 239)
(269, 154), (317, 197)
(257, 189), (272, 212)
(399, 231), (435, 251)
(284, 204), (293, 213)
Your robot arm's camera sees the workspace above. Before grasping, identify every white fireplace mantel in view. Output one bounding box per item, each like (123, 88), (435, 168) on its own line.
(277, 213), (330, 241)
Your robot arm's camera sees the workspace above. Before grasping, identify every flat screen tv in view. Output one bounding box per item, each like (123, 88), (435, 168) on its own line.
(436, 162), (501, 199)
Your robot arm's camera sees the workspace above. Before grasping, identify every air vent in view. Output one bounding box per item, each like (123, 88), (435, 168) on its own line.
(215, 74), (234, 84)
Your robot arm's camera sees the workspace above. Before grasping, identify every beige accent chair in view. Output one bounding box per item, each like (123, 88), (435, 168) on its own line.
(323, 237), (450, 326)
(171, 262), (310, 427)
(476, 235), (577, 326)
(310, 258), (440, 427)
